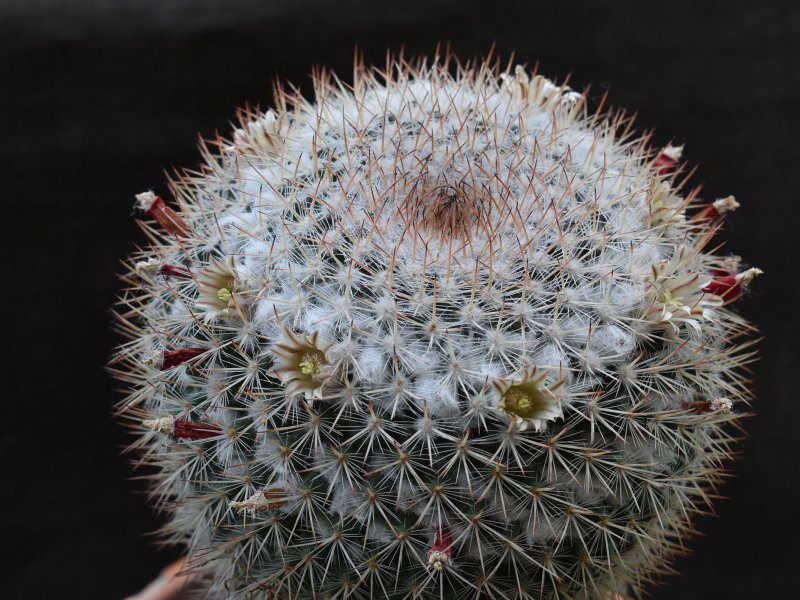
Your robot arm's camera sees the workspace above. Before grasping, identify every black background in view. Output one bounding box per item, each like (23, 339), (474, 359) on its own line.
(1, 1), (798, 598)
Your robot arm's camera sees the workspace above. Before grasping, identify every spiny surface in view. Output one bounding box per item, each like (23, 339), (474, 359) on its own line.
(112, 56), (758, 599)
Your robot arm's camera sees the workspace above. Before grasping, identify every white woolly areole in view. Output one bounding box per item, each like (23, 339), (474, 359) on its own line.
(114, 57), (758, 600)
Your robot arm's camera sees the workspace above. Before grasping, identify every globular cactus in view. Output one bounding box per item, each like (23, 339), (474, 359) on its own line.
(111, 54), (761, 599)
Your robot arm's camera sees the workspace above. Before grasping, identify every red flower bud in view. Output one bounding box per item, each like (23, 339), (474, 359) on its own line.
(173, 419), (222, 440)
(691, 195), (740, 226)
(135, 192), (191, 237)
(702, 268), (762, 304)
(143, 348), (208, 370)
(142, 416), (222, 439)
(162, 348), (208, 370)
(683, 400), (712, 413)
(160, 264), (194, 279)
(428, 526), (453, 570)
(653, 144), (683, 175)
(135, 259), (194, 281)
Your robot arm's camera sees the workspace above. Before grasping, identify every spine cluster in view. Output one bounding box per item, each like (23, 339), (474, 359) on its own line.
(112, 54), (759, 599)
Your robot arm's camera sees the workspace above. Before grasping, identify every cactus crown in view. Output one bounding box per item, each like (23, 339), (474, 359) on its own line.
(112, 54), (758, 599)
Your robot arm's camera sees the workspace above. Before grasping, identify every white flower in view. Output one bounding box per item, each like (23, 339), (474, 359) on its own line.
(271, 327), (334, 399)
(648, 181), (686, 227)
(493, 367), (564, 432)
(229, 109), (283, 155)
(197, 257), (240, 319)
(642, 247), (723, 331)
(500, 64), (581, 106)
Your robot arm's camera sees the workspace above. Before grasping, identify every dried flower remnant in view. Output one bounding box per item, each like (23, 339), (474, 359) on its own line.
(230, 488), (291, 514)
(684, 397), (734, 414)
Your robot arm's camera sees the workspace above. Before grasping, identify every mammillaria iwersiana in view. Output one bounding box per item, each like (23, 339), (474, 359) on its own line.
(112, 54), (760, 599)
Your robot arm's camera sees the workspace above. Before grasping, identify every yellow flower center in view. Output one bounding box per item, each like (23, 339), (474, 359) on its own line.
(217, 287), (233, 303)
(299, 352), (325, 379)
(502, 386), (544, 419)
(651, 193), (667, 211)
(655, 288), (681, 308)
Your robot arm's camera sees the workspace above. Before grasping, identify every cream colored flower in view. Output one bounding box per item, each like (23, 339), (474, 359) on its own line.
(271, 327), (333, 399)
(229, 109), (284, 155)
(197, 257), (240, 319)
(493, 367), (564, 432)
(500, 65), (580, 106)
(648, 181), (686, 227)
(643, 247), (723, 331)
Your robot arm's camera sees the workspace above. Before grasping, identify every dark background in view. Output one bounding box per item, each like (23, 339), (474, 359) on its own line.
(1, 1), (797, 598)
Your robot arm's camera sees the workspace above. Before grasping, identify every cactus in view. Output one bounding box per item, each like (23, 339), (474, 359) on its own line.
(111, 54), (760, 599)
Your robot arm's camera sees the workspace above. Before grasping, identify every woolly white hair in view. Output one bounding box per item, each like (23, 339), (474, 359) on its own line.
(112, 53), (759, 599)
